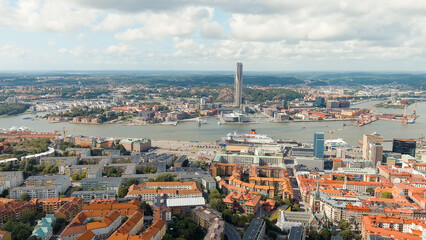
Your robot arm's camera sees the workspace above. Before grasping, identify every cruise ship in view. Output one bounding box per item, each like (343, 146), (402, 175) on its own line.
(222, 129), (274, 144)
(325, 138), (350, 147)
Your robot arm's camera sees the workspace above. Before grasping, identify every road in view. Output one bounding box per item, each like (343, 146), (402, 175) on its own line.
(225, 223), (241, 240)
(287, 167), (304, 210)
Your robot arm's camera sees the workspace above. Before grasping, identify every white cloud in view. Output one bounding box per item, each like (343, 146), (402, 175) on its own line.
(0, 0), (98, 32)
(78, 33), (86, 40)
(113, 6), (214, 41)
(201, 22), (226, 39)
(93, 13), (135, 32)
(73, 0), (206, 12)
(0, 44), (26, 58)
(105, 44), (134, 55)
(1, 0), (426, 70)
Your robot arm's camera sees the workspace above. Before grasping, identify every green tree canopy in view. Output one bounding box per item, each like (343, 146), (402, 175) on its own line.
(381, 191), (392, 199)
(20, 193), (30, 201)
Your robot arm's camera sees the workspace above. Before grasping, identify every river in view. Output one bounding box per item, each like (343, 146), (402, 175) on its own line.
(0, 101), (424, 147)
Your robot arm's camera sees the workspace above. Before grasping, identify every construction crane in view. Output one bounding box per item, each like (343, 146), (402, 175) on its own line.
(360, 105), (375, 115)
(402, 104), (408, 124)
(327, 128), (343, 149)
(411, 101), (417, 119)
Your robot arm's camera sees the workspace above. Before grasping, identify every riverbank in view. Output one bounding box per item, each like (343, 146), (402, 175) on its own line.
(0, 101), (423, 146)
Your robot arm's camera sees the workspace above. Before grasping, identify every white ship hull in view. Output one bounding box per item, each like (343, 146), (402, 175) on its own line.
(222, 131), (274, 144)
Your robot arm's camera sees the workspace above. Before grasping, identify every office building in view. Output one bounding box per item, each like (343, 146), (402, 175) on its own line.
(234, 62), (243, 107)
(392, 139), (416, 157)
(369, 142), (383, 167)
(362, 134), (383, 160)
(314, 97), (326, 107)
(314, 132), (325, 158)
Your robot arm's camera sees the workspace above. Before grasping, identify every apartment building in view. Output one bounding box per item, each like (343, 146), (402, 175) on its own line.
(0, 171), (24, 188)
(223, 192), (261, 215)
(126, 181), (202, 202)
(39, 156), (77, 167)
(31, 215), (56, 240)
(62, 165), (102, 179)
(26, 175), (71, 194)
(72, 190), (117, 203)
(81, 177), (122, 193)
(0, 199), (36, 223)
(10, 186), (60, 200)
(362, 216), (426, 240)
(191, 206), (225, 240)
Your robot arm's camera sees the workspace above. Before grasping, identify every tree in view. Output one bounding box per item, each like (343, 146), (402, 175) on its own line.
(268, 231), (277, 240)
(1, 221), (33, 240)
(126, 178), (139, 186)
(339, 228), (354, 240)
(121, 216), (129, 224)
(20, 193), (30, 201)
(210, 198), (226, 212)
(163, 234), (173, 240)
(292, 203), (300, 212)
(307, 231), (319, 240)
(190, 160), (209, 170)
(366, 187), (375, 196)
(71, 173), (81, 181)
(209, 189), (221, 200)
(381, 191), (392, 199)
(338, 221), (350, 230)
(336, 176), (344, 181)
(118, 187), (129, 198)
(72, 187), (82, 192)
(256, 194), (268, 201)
(60, 195), (67, 198)
(140, 201), (153, 216)
(53, 218), (66, 233)
(150, 173), (178, 182)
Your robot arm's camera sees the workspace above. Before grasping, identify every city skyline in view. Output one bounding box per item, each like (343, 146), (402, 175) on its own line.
(1, 1), (426, 71)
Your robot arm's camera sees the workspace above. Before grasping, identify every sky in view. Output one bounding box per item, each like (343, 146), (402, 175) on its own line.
(1, 0), (426, 71)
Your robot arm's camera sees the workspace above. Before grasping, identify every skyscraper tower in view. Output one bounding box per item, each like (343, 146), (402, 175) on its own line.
(313, 132), (325, 158)
(234, 62), (243, 107)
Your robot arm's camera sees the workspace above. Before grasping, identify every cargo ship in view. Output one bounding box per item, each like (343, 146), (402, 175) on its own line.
(222, 129), (274, 144)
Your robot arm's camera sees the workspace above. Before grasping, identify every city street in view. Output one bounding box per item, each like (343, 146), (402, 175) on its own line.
(225, 223), (241, 240)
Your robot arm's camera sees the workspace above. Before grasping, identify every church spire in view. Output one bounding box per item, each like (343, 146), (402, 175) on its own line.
(343, 174), (347, 190)
(315, 176), (320, 200)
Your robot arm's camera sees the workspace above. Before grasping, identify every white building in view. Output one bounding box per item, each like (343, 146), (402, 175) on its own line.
(0, 171), (24, 188)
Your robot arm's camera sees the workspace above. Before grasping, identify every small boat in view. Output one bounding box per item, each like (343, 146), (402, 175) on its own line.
(196, 118), (209, 125)
(22, 117), (32, 120)
(217, 122), (222, 125)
